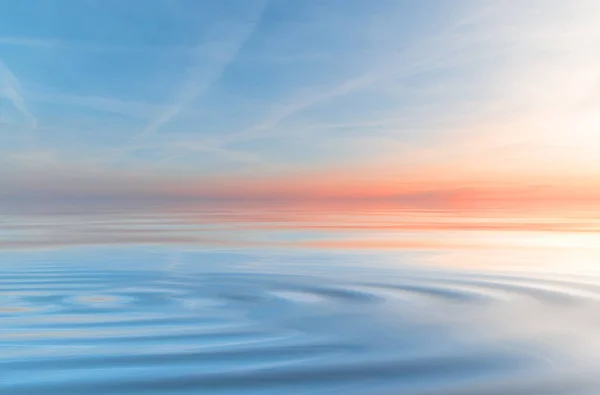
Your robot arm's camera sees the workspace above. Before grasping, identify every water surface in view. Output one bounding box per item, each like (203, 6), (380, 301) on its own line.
(1, 202), (600, 394)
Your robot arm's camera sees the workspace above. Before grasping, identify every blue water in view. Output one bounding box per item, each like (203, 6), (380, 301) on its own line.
(1, 204), (600, 394)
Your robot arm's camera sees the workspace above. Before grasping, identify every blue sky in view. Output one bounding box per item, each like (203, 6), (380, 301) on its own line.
(2, 1), (600, 201)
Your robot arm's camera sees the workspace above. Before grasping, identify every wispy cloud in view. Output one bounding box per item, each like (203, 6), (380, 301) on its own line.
(0, 59), (36, 128)
(100, 1), (270, 167)
(0, 36), (59, 48)
(141, 141), (268, 173)
(0, 35), (203, 54)
(168, 4), (493, 157)
(1, 148), (59, 168)
(130, 1), (269, 143)
(30, 91), (162, 119)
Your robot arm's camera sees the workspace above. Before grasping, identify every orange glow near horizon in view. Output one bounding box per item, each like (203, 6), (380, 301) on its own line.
(165, 168), (600, 210)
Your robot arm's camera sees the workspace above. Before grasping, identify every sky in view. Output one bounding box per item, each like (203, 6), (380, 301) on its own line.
(1, 0), (600, 206)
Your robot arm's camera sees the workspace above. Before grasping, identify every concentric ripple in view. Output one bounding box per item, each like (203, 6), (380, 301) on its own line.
(2, 250), (600, 395)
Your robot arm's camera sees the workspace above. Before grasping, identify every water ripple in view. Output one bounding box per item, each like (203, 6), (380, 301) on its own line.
(1, 254), (600, 395)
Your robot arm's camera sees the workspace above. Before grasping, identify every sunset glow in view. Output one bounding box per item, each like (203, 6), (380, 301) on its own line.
(1, 1), (600, 211)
